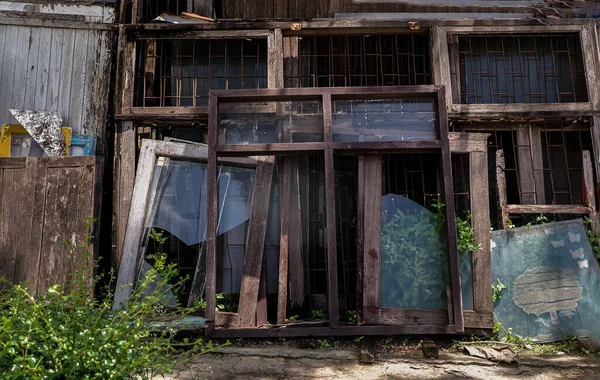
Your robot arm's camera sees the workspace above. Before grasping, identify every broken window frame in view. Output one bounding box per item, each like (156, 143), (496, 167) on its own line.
(207, 85), (470, 333)
(113, 139), (258, 309)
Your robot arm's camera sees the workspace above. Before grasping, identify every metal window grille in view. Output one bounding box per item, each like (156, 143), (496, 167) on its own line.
(142, 0), (187, 23)
(136, 39), (268, 107)
(453, 34), (588, 104)
(286, 34), (431, 88)
(452, 122), (594, 226)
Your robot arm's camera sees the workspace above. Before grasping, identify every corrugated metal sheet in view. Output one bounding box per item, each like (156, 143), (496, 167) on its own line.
(0, 24), (114, 142)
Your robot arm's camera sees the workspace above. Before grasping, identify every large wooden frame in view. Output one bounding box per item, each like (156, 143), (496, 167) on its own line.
(207, 85), (468, 334)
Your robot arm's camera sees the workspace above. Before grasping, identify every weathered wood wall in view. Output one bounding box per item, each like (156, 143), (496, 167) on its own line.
(0, 23), (114, 149)
(0, 157), (103, 295)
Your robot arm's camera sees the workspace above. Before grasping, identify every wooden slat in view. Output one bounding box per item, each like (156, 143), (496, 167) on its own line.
(113, 140), (158, 309)
(516, 126), (545, 205)
(216, 143), (326, 155)
(277, 157), (291, 324)
(206, 92), (219, 334)
(356, 156), (365, 322)
(580, 24), (600, 110)
(362, 155), (382, 314)
(496, 150), (509, 229)
(583, 150), (598, 233)
(592, 116), (600, 186)
(470, 150), (492, 314)
(288, 156), (305, 308)
(256, 256), (268, 326)
(448, 132), (489, 153)
(431, 26), (452, 111)
(323, 93), (339, 329)
(363, 308), (448, 326)
(505, 204), (594, 214)
(451, 103), (594, 121)
(464, 311), (494, 329)
(237, 156), (275, 327)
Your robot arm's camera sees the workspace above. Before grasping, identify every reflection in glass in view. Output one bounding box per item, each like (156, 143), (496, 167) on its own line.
(332, 98), (437, 142)
(218, 101), (323, 144)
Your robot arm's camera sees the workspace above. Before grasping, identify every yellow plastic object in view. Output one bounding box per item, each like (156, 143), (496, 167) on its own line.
(0, 124), (71, 157)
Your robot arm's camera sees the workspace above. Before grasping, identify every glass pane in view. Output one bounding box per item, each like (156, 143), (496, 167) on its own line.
(11, 133), (45, 157)
(332, 98), (437, 142)
(137, 158), (255, 306)
(380, 194), (449, 310)
(218, 101), (323, 144)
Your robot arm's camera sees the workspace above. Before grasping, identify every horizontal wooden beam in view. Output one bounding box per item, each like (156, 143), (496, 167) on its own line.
(505, 204), (594, 214)
(451, 103), (595, 121)
(0, 156), (96, 169)
(363, 308), (448, 326)
(117, 107), (209, 120)
(216, 143), (326, 155)
(0, 13), (115, 30)
(448, 132), (490, 153)
(332, 141), (442, 152)
(133, 29), (270, 39)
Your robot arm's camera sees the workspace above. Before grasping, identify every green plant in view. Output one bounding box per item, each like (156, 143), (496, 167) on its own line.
(0, 217), (222, 379)
(316, 339), (331, 349)
(584, 216), (600, 260)
(193, 293), (237, 313)
(383, 337), (394, 345)
(525, 214), (551, 227)
(354, 336), (364, 344)
(311, 310), (325, 319)
(347, 310), (358, 325)
(492, 278), (506, 303)
(456, 211), (481, 253)
(286, 315), (300, 322)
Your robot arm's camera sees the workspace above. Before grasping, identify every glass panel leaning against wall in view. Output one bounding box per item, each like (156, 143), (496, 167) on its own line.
(137, 157), (256, 308)
(379, 153), (473, 311)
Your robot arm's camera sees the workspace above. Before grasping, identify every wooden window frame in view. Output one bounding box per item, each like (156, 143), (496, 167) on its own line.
(432, 23), (600, 121)
(207, 85), (468, 333)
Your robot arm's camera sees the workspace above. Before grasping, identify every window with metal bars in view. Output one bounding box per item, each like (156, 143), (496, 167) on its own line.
(452, 34), (588, 104)
(452, 122), (594, 226)
(135, 39), (268, 107)
(142, 0), (186, 22)
(285, 34), (431, 88)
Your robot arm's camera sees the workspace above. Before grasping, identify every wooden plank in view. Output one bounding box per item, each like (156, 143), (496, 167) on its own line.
(0, 16), (114, 31)
(58, 28), (75, 128)
(356, 155), (365, 322)
(470, 150), (492, 314)
(277, 157), (292, 324)
(21, 25), (40, 110)
(583, 150), (598, 233)
(288, 156), (305, 308)
(216, 143), (326, 155)
(68, 30), (89, 131)
(237, 156), (276, 327)
(496, 150), (510, 229)
(113, 140), (158, 309)
(363, 308), (448, 326)
(256, 256), (268, 326)
(10, 26), (30, 111)
(216, 312), (240, 328)
(592, 116), (600, 187)
(206, 92), (219, 334)
(431, 26), (452, 111)
(451, 103), (594, 121)
(45, 27), (64, 113)
(580, 24), (600, 110)
(323, 93), (339, 329)
(505, 204), (594, 214)
(33, 27), (52, 111)
(192, 0), (214, 17)
(113, 121), (136, 271)
(516, 126), (545, 205)
(362, 155), (382, 314)
(464, 311), (494, 329)
(448, 132), (488, 153)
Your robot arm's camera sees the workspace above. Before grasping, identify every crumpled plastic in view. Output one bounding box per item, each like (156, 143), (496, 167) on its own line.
(9, 109), (65, 157)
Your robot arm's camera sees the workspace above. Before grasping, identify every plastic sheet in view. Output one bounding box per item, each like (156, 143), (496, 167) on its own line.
(492, 219), (600, 344)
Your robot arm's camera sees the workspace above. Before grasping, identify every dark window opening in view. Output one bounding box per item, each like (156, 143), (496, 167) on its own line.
(286, 34), (431, 88)
(135, 39), (268, 107)
(142, 0), (187, 23)
(453, 34), (588, 104)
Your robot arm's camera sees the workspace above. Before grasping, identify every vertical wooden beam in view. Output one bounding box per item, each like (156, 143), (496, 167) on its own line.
(516, 126), (545, 205)
(206, 92), (219, 335)
(470, 149), (492, 314)
(592, 116), (600, 187)
(431, 26), (452, 112)
(580, 23), (600, 110)
(583, 150), (598, 232)
(115, 26), (136, 115)
(361, 155), (382, 317)
(237, 156), (275, 327)
(323, 93), (339, 329)
(113, 140), (158, 309)
(268, 28), (284, 90)
(283, 36), (299, 89)
(496, 149), (509, 229)
(113, 120), (136, 271)
(131, 0), (143, 24)
(356, 155), (365, 322)
(256, 257), (268, 326)
(288, 157), (305, 308)
(277, 157), (291, 325)
(438, 89), (463, 333)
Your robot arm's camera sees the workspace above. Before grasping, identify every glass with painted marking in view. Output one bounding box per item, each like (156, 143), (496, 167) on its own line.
(218, 101), (323, 144)
(332, 98), (437, 142)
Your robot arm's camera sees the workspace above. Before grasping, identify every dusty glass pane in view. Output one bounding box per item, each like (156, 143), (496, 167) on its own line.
(332, 98), (437, 142)
(492, 220), (600, 345)
(380, 194), (449, 310)
(218, 101), (323, 144)
(11, 133), (45, 157)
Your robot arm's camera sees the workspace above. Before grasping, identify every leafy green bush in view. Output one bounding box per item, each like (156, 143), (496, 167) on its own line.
(0, 217), (218, 379)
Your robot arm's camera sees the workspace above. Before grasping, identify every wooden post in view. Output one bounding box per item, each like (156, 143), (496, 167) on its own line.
(288, 157), (305, 308)
(277, 158), (292, 324)
(516, 126), (545, 205)
(496, 149), (509, 229)
(431, 26), (452, 111)
(583, 150), (598, 233)
(237, 156), (275, 327)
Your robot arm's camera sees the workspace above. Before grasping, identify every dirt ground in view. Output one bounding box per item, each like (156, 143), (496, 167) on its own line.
(163, 339), (600, 380)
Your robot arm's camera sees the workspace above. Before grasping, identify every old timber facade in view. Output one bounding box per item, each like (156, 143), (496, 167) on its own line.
(113, 1), (600, 337)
